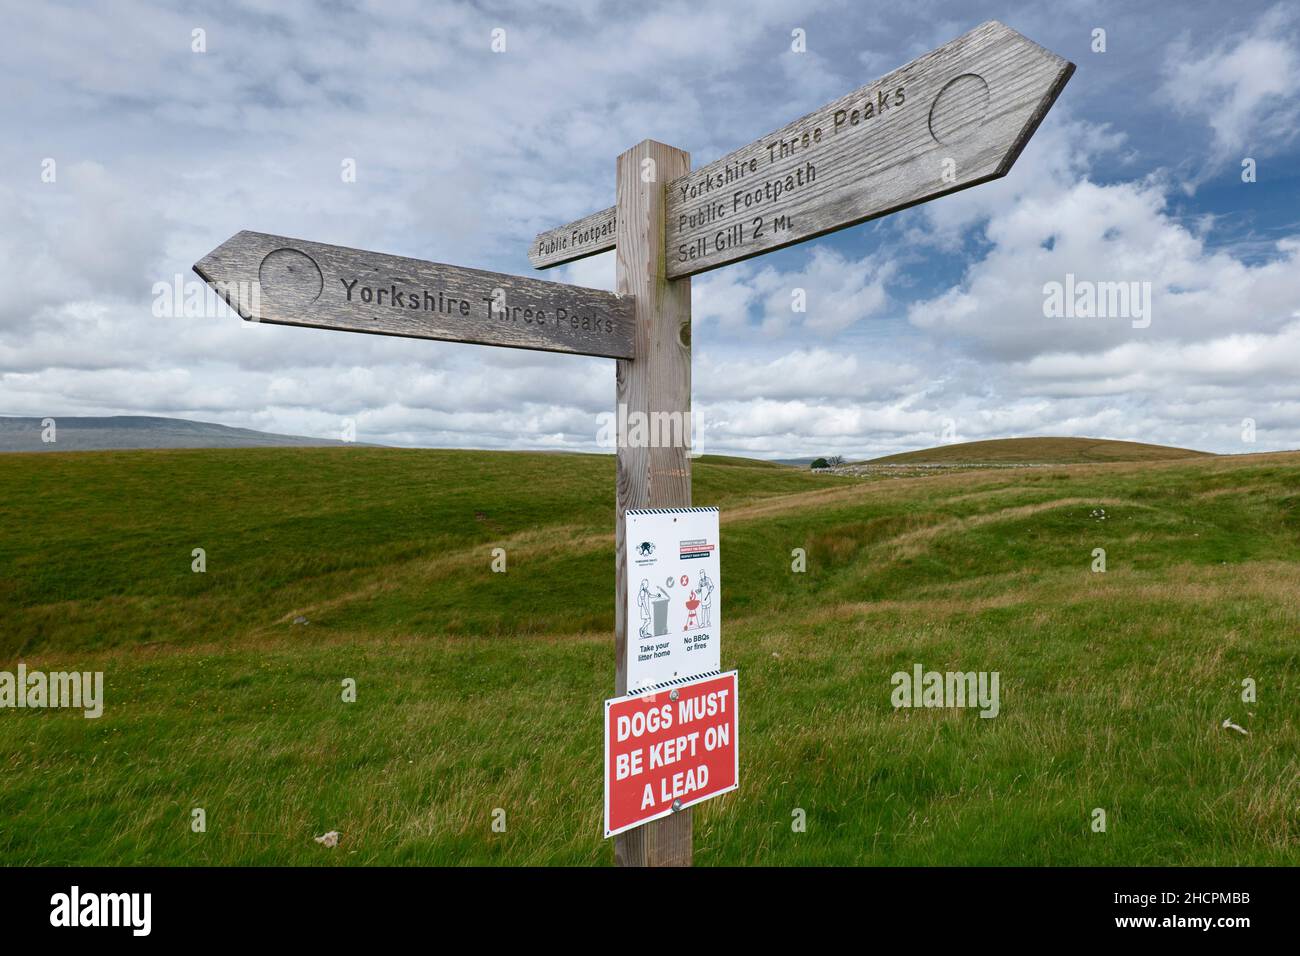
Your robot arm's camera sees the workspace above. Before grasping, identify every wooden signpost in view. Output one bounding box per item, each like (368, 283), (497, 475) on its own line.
(196, 230), (634, 359)
(531, 20), (1073, 277)
(530, 206), (617, 271)
(196, 19), (1073, 869)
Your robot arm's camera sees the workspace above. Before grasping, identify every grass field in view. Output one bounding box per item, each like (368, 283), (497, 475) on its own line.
(1, 446), (1297, 865)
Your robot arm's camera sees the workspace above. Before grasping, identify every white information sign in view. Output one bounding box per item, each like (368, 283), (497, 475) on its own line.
(624, 507), (721, 692)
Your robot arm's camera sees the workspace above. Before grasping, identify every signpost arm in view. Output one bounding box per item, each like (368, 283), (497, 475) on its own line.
(613, 139), (693, 867)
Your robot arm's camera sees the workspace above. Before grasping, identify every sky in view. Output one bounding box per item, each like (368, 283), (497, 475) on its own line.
(3, 0), (1299, 459)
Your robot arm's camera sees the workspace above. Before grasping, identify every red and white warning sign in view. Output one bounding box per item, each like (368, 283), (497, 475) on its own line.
(604, 670), (738, 838)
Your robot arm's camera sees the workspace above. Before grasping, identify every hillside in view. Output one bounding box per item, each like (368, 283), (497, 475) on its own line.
(864, 436), (1212, 465)
(1, 447), (1297, 866)
(0, 415), (365, 452)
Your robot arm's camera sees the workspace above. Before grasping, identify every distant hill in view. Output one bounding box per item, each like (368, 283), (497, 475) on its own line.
(695, 454), (791, 469)
(864, 436), (1212, 465)
(0, 415), (366, 452)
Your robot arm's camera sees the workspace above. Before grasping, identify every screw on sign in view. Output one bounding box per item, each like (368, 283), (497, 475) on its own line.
(195, 19), (1072, 867)
(605, 672), (739, 838)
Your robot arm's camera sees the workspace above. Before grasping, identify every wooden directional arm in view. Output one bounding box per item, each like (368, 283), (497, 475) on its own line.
(195, 230), (635, 359)
(529, 20), (1074, 279)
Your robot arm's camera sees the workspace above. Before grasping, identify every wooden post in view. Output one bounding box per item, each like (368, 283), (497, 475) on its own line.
(613, 139), (693, 867)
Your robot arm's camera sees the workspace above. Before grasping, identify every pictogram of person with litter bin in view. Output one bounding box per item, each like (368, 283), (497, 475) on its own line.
(638, 579), (672, 639)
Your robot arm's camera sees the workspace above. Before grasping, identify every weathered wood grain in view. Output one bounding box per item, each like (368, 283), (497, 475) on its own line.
(665, 21), (1073, 276)
(529, 206), (616, 270)
(530, 21), (1073, 279)
(194, 230), (635, 359)
(613, 140), (694, 868)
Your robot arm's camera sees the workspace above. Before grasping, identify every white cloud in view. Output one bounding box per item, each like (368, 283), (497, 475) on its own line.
(907, 178), (1300, 361)
(1161, 5), (1300, 162)
(2, 2), (1299, 460)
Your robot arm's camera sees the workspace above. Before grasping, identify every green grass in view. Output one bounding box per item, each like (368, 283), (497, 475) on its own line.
(1, 446), (1297, 865)
(864, 436), (1214, 465)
